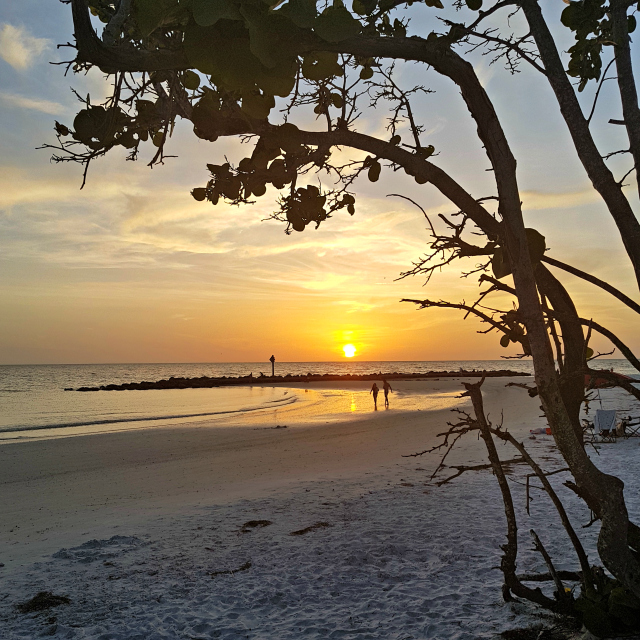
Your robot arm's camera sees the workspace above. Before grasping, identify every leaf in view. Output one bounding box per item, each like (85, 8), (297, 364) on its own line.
(191, 187), (207, 201)
(491, 229), (546, 279)
(500, 334), (510, 348)
(182, 70), (201, 90)
(352, 0), (377, 14)
(465, 0), (482, 9)
(368, 160), (381, 182)
(331, 93), (343, 108)
(184, 24), (263, 90)
(152, 131), (164, 146)
(526, 228), (546, 264)
(191, 0), (241, 26)
(257, 69), (297, 97)
(417, 144), (435, 158)
(359, 66), (373, 80)
(240, 6), (300, 72)
(628, 15), (637, 34)
(275, 0), (317, 28)
(492, 247), (511, 279)
(302, 51), (343, 80)
(135, 0), (181, 37)
(314, 3), (361, 43)
(241, 91), (275, 119)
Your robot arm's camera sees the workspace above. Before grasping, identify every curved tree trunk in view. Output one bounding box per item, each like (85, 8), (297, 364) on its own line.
(519, 0), (640, 291)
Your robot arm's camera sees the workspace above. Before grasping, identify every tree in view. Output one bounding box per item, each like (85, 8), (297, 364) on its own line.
(47, 0), (640, 631)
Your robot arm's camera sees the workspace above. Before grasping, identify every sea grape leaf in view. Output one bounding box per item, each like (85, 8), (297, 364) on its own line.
(359, 66), (373, 79)
(241, 91), (275, 119)
(275, 0), (317, 28)
(526, 228), (546, 264)
(491, 247), (511, 279)
(302, 51), (343, 80)
(134, 0), (182, 36)
(192, 0), (242, 26)
(368, 160), (381, 182)
(240, 4), (298, 69)
(182, 70), (201, 90)
(256, 66), (296, 98)
(500, 334), (510, 348)
(491, 229), (546, 279)
(184, 24), (262, 90)
(314, 2), (361, 43)
(465, 0), (482, 10)
(352, 0), (377, 15)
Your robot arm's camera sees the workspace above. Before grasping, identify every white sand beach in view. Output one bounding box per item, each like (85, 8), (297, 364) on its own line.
(1, 376), (639, 639)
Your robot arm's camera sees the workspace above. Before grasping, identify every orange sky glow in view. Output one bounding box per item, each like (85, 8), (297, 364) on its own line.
(0, 6), (638, 365)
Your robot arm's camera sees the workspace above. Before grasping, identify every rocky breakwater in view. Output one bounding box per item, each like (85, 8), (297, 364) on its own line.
(71, 369), (529, 392)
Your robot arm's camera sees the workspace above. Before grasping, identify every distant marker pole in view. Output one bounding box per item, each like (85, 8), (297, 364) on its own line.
(270, 354), (275, 377)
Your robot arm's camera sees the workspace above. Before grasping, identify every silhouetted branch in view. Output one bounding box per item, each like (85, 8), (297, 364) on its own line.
(542, 256), (640, 315)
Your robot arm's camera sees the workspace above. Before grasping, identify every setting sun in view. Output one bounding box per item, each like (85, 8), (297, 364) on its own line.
(343, 344), (357, 358)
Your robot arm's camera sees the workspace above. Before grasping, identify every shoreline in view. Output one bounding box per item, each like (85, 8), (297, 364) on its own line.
(1, 377), (534, 568)
(71, 368), (529, 392)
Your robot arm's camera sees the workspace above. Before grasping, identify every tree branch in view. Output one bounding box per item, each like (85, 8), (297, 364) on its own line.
(542, 256), (640, 316)
(518, 0), (640, 290)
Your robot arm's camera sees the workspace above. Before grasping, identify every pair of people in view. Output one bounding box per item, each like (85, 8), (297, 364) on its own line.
(370, 379), (392, 409)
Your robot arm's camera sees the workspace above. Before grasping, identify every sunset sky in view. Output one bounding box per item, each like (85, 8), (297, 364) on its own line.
(1, 0), (638, 364)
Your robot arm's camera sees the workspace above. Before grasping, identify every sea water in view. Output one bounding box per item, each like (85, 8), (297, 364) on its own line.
(0, 360), (635, 442)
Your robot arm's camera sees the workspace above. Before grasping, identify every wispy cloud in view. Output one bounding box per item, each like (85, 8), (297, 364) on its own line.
(0, 91), (66, 115)
(334, 300), (379, 313)
(0, 24), (50, 71)
(473, 59), (496, 89)
(520, 188), (599, 210)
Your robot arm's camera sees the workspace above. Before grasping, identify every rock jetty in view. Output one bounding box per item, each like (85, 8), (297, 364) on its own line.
(71, 369), (528, 392)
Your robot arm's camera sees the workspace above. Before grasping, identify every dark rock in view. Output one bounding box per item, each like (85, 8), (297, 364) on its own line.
(15, 592), (70, 614)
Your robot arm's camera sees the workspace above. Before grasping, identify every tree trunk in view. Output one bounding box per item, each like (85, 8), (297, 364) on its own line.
(519, 0), (640, 291)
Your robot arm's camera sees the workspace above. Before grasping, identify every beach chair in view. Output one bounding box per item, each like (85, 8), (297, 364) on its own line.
(619, 416), (640, 438)
(594, 410), (617, 442)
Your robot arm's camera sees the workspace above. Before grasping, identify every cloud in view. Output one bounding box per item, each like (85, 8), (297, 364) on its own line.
(520, 188), (599, 211)
(473, 59), (497, 89)
(334, 300), (379, 313)
(0, 24), (50, 70)
(0, 91), (66, 115)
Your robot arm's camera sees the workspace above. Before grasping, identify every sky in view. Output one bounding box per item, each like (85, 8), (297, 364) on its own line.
(0, 0), (638, 364)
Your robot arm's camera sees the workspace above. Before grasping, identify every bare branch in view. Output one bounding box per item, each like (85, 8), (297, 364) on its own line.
(541, 256), (640, 315)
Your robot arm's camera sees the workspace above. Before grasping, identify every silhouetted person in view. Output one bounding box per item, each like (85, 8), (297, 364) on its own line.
(370, 382), (379, 410)
(383, 379), (393, 407)
(269, 354), (275, 377)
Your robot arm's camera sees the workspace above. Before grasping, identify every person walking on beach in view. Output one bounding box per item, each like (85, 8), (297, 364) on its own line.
(383, 379), (393, 407)
(370, 382), (379, 409)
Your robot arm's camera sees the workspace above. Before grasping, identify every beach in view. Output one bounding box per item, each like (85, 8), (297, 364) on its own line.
(1, 376), (639, 639)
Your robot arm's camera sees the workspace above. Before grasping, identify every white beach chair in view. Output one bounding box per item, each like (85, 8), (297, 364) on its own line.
(594, 410), (617, 442)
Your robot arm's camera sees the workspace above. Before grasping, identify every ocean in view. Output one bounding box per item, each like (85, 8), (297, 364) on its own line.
(1, 360), (636, 442)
